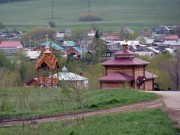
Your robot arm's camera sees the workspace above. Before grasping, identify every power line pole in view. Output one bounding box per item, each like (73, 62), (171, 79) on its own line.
(88, 0), (90, 15)
(51, 0), (54, 20)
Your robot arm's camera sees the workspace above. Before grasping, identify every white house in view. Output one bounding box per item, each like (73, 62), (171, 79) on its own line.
(163, 40), (180, 49)
(54, 66), (88, 89)
(25, 51), (41, 60)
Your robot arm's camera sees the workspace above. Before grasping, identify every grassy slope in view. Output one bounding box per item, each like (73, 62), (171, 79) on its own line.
(0, 109), (179, 135)
(0, 0), (179, 28)
(0, 88), (158, 118)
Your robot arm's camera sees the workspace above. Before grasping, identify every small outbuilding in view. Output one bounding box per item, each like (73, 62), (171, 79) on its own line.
(54, 66), (88, 90)
(27, 46), (60, 87)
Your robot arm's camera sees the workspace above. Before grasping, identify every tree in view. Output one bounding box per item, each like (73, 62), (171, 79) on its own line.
(13, 52), (36, 86)
(0, 52), (14, 70)
(0, 22), (5, 30)
(176, 25), (180, 37)
(21, 27), (56, 46)
(119, 26), (138, 40)
(92, 30), (106, 62)
(49, 21), (56, 28)
(162, 51), (180, 90)
(71, 29), (87, 41)
(0, 69), (19, 111)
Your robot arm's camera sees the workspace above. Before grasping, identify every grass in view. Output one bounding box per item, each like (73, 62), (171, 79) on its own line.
(0, 87), (158, 118)
(0, 0), (179, 30)
(0, 109), (179, 135)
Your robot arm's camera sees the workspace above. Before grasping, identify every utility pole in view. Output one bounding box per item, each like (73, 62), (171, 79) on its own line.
(29, 35), (32, 49)
(51, 0), (54, 20)
(46, 35), (49, 42)
(88, 0), (90, 15)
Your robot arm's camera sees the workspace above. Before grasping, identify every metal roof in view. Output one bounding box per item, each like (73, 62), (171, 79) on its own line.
(63, 41), (75, 47)
(54, 72), (88, 81)
(40, 41), (64, 50)
(101, 57), (149, 66)
(0, 41), (23, 48)
(98, 72), (133, 82)
(145, 71), (158, 79)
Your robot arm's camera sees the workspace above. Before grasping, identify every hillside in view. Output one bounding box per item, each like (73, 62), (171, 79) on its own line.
(0, 0), (179, 28)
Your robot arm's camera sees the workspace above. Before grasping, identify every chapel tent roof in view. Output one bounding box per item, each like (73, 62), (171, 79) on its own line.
(98, 72), (133, 82)
(101, 58), (149, 66)
(113, 50), (135, 58)
(35, 49), (59, 70)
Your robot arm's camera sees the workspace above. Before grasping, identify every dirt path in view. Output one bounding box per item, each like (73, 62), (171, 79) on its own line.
(147, 91), (180, 128)
(0, 99), (163, 127)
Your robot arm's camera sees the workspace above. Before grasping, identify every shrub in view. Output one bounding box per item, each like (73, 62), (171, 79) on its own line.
(49, 21), (56, 28)
(78, 13), (102, 21)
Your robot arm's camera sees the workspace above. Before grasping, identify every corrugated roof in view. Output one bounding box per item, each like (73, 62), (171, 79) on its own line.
(165, 35), (179, 40)
(163, 40), (180, 46)
(54, 72), (88, 81)
(26, 51), (41, 59)
(73, 47), (82, 53)
(40, 41), (64, 50)
(147, 47), (160, 53)
(127, 40), (139, 46)
(63, 41), (75, 47)
(0, 41), (23, 48)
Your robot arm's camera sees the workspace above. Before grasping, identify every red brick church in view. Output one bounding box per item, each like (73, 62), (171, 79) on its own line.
(98, 40), (158, 90)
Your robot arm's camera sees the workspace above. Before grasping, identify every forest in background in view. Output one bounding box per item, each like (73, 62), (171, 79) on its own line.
(0, 0), (28, 3)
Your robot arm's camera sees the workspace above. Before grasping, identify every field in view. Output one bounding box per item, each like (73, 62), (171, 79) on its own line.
(0, 109), (179, 135)
(0, 88), (158, 118)
(0, 0), (180, 30)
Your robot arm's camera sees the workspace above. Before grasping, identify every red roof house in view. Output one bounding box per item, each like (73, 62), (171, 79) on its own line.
(0, 41), (23, 48)
(0, 41), (23, 55)
(98, 40), (158, 90)
(165, 35), (179, 40)
(105, 35), (119, 43)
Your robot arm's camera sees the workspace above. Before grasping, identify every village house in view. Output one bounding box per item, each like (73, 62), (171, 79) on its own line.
(54, 66), (88, 90)
(87, 29), (96, 39)
(105, 35), (119, 43)
(163, 40), (180, 49)
(62, 41), (83, 58)
(67, 47), (83, 59)
(25, 50), (41, 60)
(164, 35), (179, 41)
(152, 25), (175, 35)
(98, 40), (158, 90)
(0, 41), (23, 56)
(56, 29), (71, 41)
(33, 41), (64, 53)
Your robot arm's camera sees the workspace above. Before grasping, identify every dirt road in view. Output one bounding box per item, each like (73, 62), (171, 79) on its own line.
(148, 91), (180, 128)
(0, 99), (163, 127)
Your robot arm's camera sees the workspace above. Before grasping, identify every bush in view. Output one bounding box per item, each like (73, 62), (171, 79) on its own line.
(79, 13), (102, 21)
(49, 21), (56, 28)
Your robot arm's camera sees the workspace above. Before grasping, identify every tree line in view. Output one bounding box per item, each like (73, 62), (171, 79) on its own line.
(0, 0), (29, 3)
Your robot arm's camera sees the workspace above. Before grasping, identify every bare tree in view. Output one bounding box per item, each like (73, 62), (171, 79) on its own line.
(162, 51), (180, 90)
